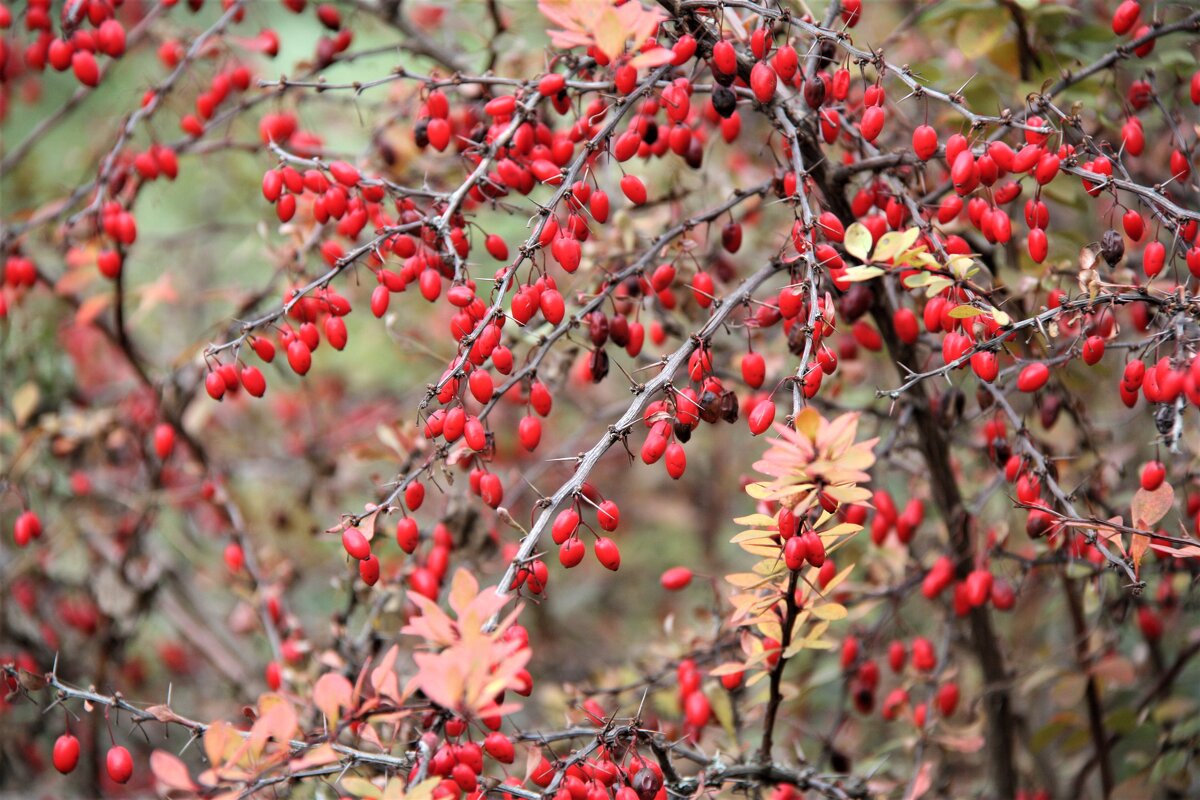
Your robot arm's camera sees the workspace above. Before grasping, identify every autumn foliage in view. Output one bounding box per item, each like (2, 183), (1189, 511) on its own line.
(4, 1), (1200, 799)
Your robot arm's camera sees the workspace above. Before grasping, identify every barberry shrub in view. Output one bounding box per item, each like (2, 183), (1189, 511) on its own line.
(3, 1), (1200, 798)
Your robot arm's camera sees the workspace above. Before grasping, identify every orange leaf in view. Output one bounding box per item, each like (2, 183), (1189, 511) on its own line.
(1132, 483), (1173, 529)
(150, 750), (198, 792)
(904, 761), (933, 800)
(313, 673), (353, 724)
(75, 293), (112, 327)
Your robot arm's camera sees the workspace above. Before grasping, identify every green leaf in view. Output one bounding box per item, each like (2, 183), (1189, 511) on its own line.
(947, 305), (986, 319)
(844, 223), (873, 261)
(955, 9), (1009, 60)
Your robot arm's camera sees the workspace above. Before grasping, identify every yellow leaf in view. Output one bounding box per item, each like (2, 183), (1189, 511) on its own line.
(955, 9), (1009, 59)
(844, 222), (873, 261)
(733, 513), (778, 527)
(709, 661), (749, 677)
(814, 563), (855, 595)
(742, 543), (784, 558)
(709, 687), (737, 740)
(947, 254), (976, 278)
(755, 619), (782, 641)
(810, 603), (848, 621)
(842, 265), (885, 282)
(744, 482), (775, 500)
(204, 721), (238, 769)
(924, 277), (955, 297)
(726, 572), (769, 588)
(872, 228), (920, 262)
(730, 528), (779, 544)
(12, 383), (39, 427)
(794, 407), (821, 441)
(592, 8), (627, 61)
(341, 777), (384, 799)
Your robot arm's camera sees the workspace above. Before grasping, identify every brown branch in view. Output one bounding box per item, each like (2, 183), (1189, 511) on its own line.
(758, 570), (800, 762)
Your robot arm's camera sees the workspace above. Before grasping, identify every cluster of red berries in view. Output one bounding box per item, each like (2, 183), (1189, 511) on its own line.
(0, 0), (126, 106)
(840, 634), (959, 724)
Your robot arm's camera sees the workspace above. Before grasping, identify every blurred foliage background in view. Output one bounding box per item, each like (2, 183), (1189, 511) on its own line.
(3, 1), (1200, 798)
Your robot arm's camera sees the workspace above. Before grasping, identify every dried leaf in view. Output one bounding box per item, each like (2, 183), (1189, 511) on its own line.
(18, 669), (46, 691)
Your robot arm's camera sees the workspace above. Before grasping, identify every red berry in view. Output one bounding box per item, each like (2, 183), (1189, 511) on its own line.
(594, 537), (620, 570)
(1027, 228), (1048, 263)
(396, 518), (419, 553)
(660, 566), (693, 590)
(359, 554), (380, 585)
(748, 400), (775, 435)
(106, 746), (133, 784)
(240, 366), (267, 397)
(1112, 0), (1140, 35)
(911, 124), (938, 160)
(783, 535), (808, 570)
(13, 510), (42, 546)
(1016, 362), (1049, 392)
(552, 508), (579, 544)
(287, 340), (312, 375)
(342, 528), (371, 560)
(1122, 209), (1145, 241)
(205, 371), (227, 401)
(71, 50), (99, 87)
(484, 732), (515, 763)
(936, 682), (960, 717)
(404, 481), (425, 511)
(518, 416), (542, 451)
(711, 41), (737, 76)
(684, 690), (711, 727)
(893, 308), (920, 344)
(597, 499), (620, 531)
(911, 637), (936, 672)
(741, 352), (766, 388)
(559, 536), (585, 568)
(664, 441), (687, 479)
(750, 62), (777, 103)
(620, 175), (647, 205)
(1140, 461), (1165, 492)
(53, 734), (80, 774)
(1143, 241), (1165, 278)
(153, 423), (176, 459)
(860, 105), (884, 142)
